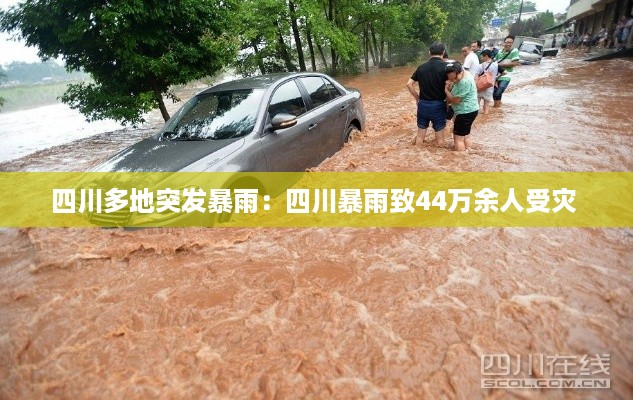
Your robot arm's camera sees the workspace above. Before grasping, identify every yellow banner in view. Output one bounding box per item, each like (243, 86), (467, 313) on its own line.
(0, 172), (631, 227)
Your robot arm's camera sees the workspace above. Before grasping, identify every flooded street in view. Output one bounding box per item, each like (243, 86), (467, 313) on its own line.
(1, 51), (632, 399)
(0, 103), (125, 163)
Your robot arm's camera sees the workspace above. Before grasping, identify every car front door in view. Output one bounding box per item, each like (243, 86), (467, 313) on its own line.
(259, 79), (313, 171)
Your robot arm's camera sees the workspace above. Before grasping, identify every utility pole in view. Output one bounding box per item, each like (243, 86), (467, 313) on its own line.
(517, 0), (524, 23)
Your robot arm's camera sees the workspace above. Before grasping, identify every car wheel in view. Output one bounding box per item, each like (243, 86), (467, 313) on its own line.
(344, 124), (361, 143)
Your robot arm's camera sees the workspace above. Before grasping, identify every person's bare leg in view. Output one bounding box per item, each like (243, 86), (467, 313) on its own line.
(434, 128), (445, 147)
(483, 100), (490, 114)
(414, 127), (427, 146)
(454, 135), (466, 151)
(464, 134), (472, 150)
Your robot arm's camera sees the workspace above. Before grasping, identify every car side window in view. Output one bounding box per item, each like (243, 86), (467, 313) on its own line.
(268, 80), (307, 119)
(300, 76), (332, 108)
(323, 78), (342, 99)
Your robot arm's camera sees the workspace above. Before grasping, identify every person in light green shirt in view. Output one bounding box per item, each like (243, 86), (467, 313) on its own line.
(493, 35), (521, 108)
(445, 61), (479, 152)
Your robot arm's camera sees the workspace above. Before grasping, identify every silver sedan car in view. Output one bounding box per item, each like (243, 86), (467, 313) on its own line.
(94, 72), (365, 173)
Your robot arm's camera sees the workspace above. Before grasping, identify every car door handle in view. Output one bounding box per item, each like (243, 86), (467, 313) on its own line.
(308, 123), (318, 131)
(340, 105), (348, 111)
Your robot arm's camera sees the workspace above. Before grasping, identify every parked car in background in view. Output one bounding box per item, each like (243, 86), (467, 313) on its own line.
(93, 72), (365, 173)
(513, 36), (545, 64)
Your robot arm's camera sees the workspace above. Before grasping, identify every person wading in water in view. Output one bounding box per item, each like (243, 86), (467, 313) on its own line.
(493, 35), (521, 108)
(406, 42), (449, 146)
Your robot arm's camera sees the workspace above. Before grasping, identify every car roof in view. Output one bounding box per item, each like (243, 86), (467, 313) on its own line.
(199, 72), (331, 93)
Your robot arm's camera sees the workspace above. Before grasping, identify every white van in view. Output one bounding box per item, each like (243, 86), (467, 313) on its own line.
(513, 36), (545, 64)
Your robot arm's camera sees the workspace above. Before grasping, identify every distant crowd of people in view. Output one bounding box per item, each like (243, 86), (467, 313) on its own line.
(406, 37), (520, 152)
(563, 15), (633, 51)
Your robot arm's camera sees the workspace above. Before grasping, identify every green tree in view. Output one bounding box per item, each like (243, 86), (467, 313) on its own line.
(0, 0), (239, 125)
(536, 11), (555, 31)
(509, 11), (554, 37)
(308, 0), (447, 73)
(496, 0), (537, 27)
(234, 0), (287, 76)
(234, 0), (312, 76)
(315, 0), (364, 75)
(409, 1), (448, 45)
(438, 0), (497, 50)
(2, 61), (83, 84)
(361, 0), (417, 68)
(235, 0), (450, 76)
(236, 0), (364, 76)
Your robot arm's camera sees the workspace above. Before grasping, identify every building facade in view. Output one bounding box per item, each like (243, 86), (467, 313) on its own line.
(567, 0), (632, 41)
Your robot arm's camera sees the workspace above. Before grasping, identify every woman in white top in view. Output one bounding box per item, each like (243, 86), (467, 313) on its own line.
(472, 49), (498, 115)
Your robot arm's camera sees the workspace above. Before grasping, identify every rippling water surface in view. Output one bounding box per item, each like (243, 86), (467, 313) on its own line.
(0, 103), (124, 163)
(0, 51), (632, 399)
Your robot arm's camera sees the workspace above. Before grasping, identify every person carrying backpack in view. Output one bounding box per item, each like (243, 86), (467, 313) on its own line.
(473, 49), (498, 115)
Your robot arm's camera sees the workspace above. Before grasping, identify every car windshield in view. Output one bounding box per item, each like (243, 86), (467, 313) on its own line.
(160, 89), (264, 141)
(520, 43), (542, 54)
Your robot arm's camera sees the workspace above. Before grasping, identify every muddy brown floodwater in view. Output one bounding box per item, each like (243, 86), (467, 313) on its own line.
(1, 51), (632, 399)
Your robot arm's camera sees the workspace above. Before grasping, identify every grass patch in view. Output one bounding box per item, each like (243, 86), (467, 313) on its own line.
(0, 82), (70, 112)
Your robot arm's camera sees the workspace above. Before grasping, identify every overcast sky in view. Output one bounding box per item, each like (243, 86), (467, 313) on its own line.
(532, 0), (569, 15)
(0, 0), (571, 66)
(0, 0), (41, 65)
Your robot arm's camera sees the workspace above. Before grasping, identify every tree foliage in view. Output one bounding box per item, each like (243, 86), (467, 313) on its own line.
(495, 0), (537, 27)
(1, 60), (87, 84)
(536, 11), (556, 31)
(1, 0), (239, 124)
(509, 11), (555, 37)
(438, 0), (497, 50)
(1, 0), (498, 124)
(233, 0), (495, 75)
(409, 1), (448, 45)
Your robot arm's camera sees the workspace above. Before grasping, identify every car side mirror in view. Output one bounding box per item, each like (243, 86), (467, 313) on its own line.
(270, 113), (298, 130)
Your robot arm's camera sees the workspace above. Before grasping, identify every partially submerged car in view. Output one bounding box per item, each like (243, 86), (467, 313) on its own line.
(85, 72), (365, 226)
(94, 72), (365, 173)
(513, 36), (545, 64)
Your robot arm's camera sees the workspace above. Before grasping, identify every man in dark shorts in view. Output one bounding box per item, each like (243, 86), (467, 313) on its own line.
(406, 41), (448, 146)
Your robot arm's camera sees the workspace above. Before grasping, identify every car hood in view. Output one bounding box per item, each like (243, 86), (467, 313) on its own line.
(92, 137), (244, 172)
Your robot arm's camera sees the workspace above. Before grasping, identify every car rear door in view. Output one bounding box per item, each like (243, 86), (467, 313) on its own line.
(298, 76), (349, 161)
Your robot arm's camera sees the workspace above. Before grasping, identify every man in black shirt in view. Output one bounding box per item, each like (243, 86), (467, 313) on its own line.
(406, 41), (448, 146)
